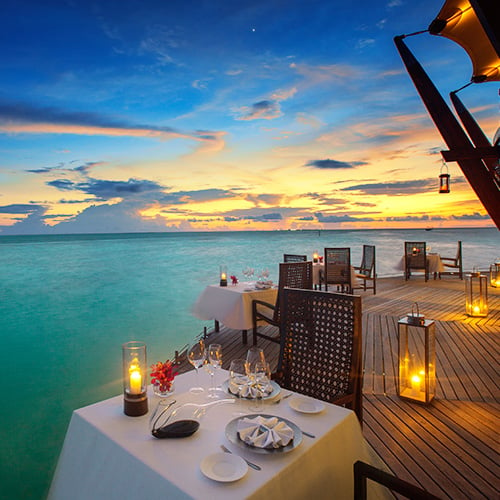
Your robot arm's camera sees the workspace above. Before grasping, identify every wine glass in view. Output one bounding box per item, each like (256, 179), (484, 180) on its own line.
(207, 343), (222, 398)
(245, 347), (266, 375)
(187, 340), (206, 394)
(248, 361), (270, 412)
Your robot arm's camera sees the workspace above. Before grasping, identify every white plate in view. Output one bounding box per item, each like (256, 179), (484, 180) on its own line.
(225, 414), (302, 454)
(288, 396), (325, 414)
(200, 452), (248, 482)
(222, 379), (281, 400)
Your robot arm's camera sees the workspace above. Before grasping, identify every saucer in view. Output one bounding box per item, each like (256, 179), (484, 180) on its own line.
(200, 452), (247, 482)
(288, 396), (325, 414)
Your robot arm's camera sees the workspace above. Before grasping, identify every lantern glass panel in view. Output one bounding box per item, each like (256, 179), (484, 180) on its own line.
(398, 318), (435, 404)
(490, 262), (500, 288)
(465, 273), (488, 317)
(439, 173), (450, 193)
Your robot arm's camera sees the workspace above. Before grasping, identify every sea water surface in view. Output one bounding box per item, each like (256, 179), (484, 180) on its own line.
(1, 228), (498, 499)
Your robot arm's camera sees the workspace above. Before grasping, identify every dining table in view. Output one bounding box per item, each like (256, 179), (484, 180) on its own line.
(398, 252), (445, 278)
(312, 262), (358, 290)
(192, 282), (278, 343)
(48, 370), (388, 500)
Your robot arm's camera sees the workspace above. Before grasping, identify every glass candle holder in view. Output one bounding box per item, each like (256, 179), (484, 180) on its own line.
(220, 265), (228, 286)
(122, 341), (148, 416)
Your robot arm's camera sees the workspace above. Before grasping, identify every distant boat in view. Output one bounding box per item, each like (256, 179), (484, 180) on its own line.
(425, 227), (433, 231)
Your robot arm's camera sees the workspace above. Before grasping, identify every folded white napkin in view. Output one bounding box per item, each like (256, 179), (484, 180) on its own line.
(255, 280), (273, 289)
(228, 379), (273, 399)
(237, 416), (294, 448)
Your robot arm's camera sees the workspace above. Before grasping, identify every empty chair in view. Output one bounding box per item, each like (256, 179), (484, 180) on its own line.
(354, 461), (441, 500)
(283, 254), (307, 262)
(439, 241), (463, 279)
(323, 247), (352, 292)
(353, 245), (376, 294)
(275, 288), (363, 423)
(404, 242), (428, 281)
(252, 261), (313, 345)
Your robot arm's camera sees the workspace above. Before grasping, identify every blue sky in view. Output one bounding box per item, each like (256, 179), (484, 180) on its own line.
(0, 0), (498, 234)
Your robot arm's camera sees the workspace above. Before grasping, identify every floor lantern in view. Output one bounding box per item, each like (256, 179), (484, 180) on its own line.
(465, 271), (488, 317)
(398, 305), (435, 405)
(489, 261), (500, 288)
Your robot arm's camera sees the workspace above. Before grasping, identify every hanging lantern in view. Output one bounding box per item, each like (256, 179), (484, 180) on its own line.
(439, 161), (450, 193)
(465, 271), (488, 317)
(398, 304), (435, 405)
(122, 341), (148, 416)
(490, 261), (500, 288)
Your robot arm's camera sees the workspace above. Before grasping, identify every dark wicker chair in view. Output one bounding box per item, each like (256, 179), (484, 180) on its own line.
(323, 247), (352, 292)
(283, 254), (307, 262)
(275, 288), (363, 423)
(354, 461), (441, 499)
(353, 245), (376, 294)
(252, 261), (313, 345)
(404, 242), (428, 281)
(439, 241), (463, 279)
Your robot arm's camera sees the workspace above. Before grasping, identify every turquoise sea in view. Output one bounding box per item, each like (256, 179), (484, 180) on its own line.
(1, 228), (498, 499)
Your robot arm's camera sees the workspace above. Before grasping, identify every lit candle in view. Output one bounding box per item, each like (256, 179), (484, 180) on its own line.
(410, 374), (421, 396)
(313, 252), (319, 263)
(129, 368), (142, 394)
(221, 272), (227, 280)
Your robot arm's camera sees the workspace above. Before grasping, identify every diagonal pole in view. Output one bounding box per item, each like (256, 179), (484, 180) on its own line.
(394, 35), (500, 229)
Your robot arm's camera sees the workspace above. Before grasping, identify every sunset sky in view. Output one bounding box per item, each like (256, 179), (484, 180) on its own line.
(1, 0), (498, 234)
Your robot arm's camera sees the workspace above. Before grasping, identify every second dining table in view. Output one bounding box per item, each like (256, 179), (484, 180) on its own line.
(192, 282), (278, 343)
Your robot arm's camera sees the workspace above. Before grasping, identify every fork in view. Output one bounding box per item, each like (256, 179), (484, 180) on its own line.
(220, 444), (261, 471)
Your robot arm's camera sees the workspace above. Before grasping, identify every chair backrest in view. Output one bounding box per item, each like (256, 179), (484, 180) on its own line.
(358, 245), (375, 277)
(324, 247), (352, 287)
(404, 242), (427, 269)
(277, 288), (362, 422)
(455, 240), (462, 264)
(354, 461), (441, 500)
(283, 254), (307, 262)
(273, 261), (313, 323)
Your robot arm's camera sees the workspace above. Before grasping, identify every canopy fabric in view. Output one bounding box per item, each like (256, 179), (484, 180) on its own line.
(428, 0), (500, 82)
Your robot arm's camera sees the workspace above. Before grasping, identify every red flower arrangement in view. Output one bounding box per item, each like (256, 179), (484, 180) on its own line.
(150, 360), (178, 393)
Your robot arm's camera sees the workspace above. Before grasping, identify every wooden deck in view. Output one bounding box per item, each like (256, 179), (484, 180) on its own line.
(179, 276), (499, 499)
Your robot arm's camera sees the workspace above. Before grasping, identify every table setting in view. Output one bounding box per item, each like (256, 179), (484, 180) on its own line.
(48, 340), (388, 500)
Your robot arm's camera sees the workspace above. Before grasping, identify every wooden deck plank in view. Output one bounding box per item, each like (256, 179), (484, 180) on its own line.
(181, 277), (500, 498)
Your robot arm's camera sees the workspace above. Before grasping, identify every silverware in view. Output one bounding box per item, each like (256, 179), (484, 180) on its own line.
(273, 392), (293, 404)
(301, 430), (316, 438)
(220, 444), (261, 471)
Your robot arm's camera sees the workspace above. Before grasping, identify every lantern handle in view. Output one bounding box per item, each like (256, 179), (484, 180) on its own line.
(440, 161), (449, 175)
(411, 302), (420, 317)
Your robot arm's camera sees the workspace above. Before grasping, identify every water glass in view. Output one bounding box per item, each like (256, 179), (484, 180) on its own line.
(207, 343), (222, 398)
(188, 340), (206, 394)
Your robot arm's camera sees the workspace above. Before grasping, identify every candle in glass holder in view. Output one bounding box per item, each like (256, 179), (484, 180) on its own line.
(129, 368), (142, 394)
(410, 374), (421, 396)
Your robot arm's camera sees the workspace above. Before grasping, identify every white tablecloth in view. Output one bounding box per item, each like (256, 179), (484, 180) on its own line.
(192, 283), (278, 330)
(312, 263), (358, 288)
(48, 370), (387, 500)
(398, 253), (445, 274)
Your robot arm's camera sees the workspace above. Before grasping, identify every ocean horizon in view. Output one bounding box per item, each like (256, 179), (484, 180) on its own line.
(1, 227), (499, 499)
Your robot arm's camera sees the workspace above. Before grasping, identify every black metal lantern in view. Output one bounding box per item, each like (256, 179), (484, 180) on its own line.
(439, 161), (450, 193)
